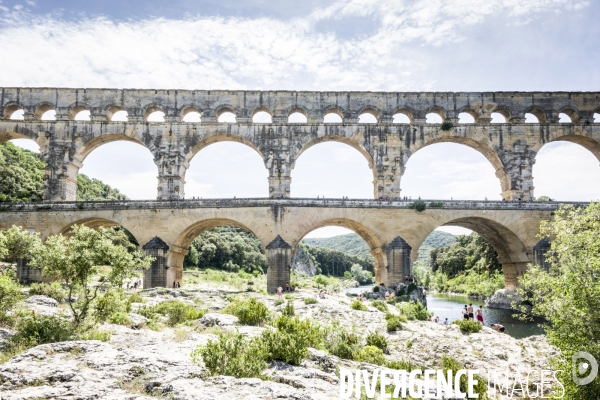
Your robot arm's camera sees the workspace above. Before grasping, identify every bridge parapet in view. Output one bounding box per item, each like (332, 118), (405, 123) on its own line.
(0, 198), (587, 212)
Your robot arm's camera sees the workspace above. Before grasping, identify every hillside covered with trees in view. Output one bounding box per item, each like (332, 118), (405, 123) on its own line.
(0, 142), (129, 202)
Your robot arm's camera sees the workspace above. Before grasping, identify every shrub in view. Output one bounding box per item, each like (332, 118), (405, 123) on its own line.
(365, 332), (388, 350)
(139, 300), (206, 327)
(408, 200), (427, 212)
(442, 355), (487, 397)
(323, 320), (362, 360)
(452, 319), (483, 334)
(28, 282), (66, 303)
(191, 332), (267, 378)
(370, 300), (387, 313)
(441, 121), (454, 131)
(397, 302), (430, 321)
(303, 297), (318, 305)
(429, 201), (444, 208)
(79, 330), (111, 341)
(386, 315), (405, 332)
(108, 312), (132, 326)
(263, 315), (323, 365)
(282, 301), (295, 317)
(94, 289), (131, 323)
(12, 314), (74, 347)
(343, 271), (353, 280)
(223, 297), (269, 326)
(0, 273), (22, 319)
(274, 299), (284, 306)
(354, 345), (385, 366)
(350, 300), (368, 311)
(128, 293), (144, 303)
(386, 359), (419, 372)
(314, 275), (328, 285)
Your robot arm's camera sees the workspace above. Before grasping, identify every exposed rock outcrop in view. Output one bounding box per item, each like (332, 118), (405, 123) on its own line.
(485, 288), (522, 310)
(291, 245), (317, 276)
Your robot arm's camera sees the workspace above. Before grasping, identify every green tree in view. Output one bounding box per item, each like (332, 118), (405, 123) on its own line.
(518, 203), (600, 399)
(76, 173), (128, 201)
(0, 225), (42, 267)
(430, 233), (500, 278)
(0, 142), (44, 202)
(29, 225), (152, 325)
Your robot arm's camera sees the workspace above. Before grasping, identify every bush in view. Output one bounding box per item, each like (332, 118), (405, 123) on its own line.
(191, 332), (267, 378)
(365, 332), (388, 350)
(0, 273), (22, 319)
(274, 299), (284, 306)
(303, 297), (318, 305)
(354, 345), (385, 366)
(386, 314), (405, 332)
(452, 319), (483, 334)
(128, 293), (144, 303)
(108, 312), (132, 326)
(323, 320), (362, 360)
(408, 200), (427, 212)
(386, 359), (419, 372)
(370, 300), (387, 313)
(350, 300), (368, 311)
(223, 297), (269, 326)
(12, 314), (74, 347)
(94, 289), (131, 323)
(441, 121), (454, 131)
(282, 301), (295, 317)
(29, 282), (66, 303)
(441, 355), (487, 397)
(343, 271), (353, 280)
(428, 201), (444, 208)
(79, 330), (111, 341)
(139, 300), (206, 327)
(262, 315), (323, 365)
(397, 302), (430, 321)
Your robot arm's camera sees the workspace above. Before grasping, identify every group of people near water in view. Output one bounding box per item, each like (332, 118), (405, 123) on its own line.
(426, 303), (505, 333)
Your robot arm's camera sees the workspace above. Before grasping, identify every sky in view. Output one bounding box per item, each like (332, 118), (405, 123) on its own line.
(2, 0), (600, 238)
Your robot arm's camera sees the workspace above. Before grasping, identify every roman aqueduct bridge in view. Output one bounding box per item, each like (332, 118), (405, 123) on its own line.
(0, 88), (598, 291)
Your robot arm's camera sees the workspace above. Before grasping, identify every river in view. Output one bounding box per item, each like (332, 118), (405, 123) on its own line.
(345, 286), (544, 339)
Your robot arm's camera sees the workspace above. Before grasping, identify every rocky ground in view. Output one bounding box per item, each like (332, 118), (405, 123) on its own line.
(0, 282), (555, 399)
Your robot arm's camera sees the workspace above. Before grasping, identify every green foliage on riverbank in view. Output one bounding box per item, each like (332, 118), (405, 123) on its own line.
(431, 270), (504, 298)
(430, 233), (501, 278)
(77, 174), (128, 201)
(518, 203), (600, 399)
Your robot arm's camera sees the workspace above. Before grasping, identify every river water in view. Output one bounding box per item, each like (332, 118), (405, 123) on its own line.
(344, 286), (544, 339)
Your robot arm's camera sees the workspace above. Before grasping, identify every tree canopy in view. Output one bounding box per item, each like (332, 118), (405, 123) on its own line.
(430, 232), (501, 278)
(518, 203), (600, 399)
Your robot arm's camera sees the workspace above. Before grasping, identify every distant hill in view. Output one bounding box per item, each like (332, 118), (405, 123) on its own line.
(302, 233), (371, 258)
(302, 230), (456, 265)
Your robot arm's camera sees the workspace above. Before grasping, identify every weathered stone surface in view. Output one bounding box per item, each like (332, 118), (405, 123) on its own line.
(291, 245), (317, 276)
(199, 313), (239, 327)
(128, 313), (148, 329)
(0, 328), (13, 351)
(485, 288), (523, 310)
(23, 295), (58, 307)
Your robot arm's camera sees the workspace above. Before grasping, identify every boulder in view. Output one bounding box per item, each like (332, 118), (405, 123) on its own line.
(24, 295), (58, 307)
(199, 313), (239, 327)
(0, 328), (14, 351)
(128, 313), (148, 329)
(485, 289), (522, 310)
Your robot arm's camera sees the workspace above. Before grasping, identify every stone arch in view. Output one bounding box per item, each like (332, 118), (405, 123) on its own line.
(357, 106), (381, 122)
(415, 216), (531, 289)
(252, 106), (272, 119)
(179, 106), (202, 122)
(411, 136), (509, 195)
(287, 106), (309, 120)
(59, 217), (122, 235)
(539, 133), (600, 162)
(69, 104), (91, 121)
(491, 106), (511, 121)
(457, 106), (478, 122)
(106, 105), (128, 122)
(293, 217), (387, 283)
(425, 106), (447, 121)
(74, 133), (149, 165)
(184, 133), (266, 169)
(557, 107), (580, 123)
(2, 102), (24, 120)
(0, 127), (42, 146)
(143, 105), (165, 122)
(392, 108), (415, 123)
(525, 107), (547, 123)
(215, 105), (237, 122)
(322, 106), (345, 122)
(34, 102), (55, 120)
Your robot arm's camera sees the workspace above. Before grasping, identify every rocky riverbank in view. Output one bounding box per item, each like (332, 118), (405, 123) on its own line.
(0, 283), (553, 399)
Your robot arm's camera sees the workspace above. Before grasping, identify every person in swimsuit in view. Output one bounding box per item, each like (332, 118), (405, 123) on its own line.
(492, 324), (505, 333)
(462, 306), (469, 320)
(475, 306), (484, 324)
(277, 286), (283, 299)
(467, 303), (474, 320)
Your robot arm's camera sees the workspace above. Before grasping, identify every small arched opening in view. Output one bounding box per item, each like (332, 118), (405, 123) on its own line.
(107, 106), (128, 122)
(525, 108), (546, 123)
(70, 106), (91, 121)
(35, 104), (56, 121)
(458, 112), (475, 123)
(323, 109), (343, 123)
(358, 108), (379, 124)
(393, 111), (412, 124)
(145, 106), (165, 122)
(181, 107), (201, 123)
(3, 104), (24, 120)
(426, 112), (444, 124)
(288, 108), (308, 123)
(217, 108), (237, 123)
(252, 109), (272, 123)
(491, 112), (507, 123)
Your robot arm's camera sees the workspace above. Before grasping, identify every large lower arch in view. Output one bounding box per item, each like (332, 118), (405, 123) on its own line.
(414, 216), (531, 290)
(540, 133), (600, 162)
(292, 217), (389, 284)
(409, 136), (510, 198)
(291, 134), (377, 198)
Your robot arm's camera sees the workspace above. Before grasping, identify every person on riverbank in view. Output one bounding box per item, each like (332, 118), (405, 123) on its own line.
(475, 306), (484, 324)
(462, 305), (469, 320)
(277, 286), (283, 299)
(434, 316), (439, 323)
(492, 323), (505, 333)
(444, 318), (449, 325)
(467, 303), (474, 320)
